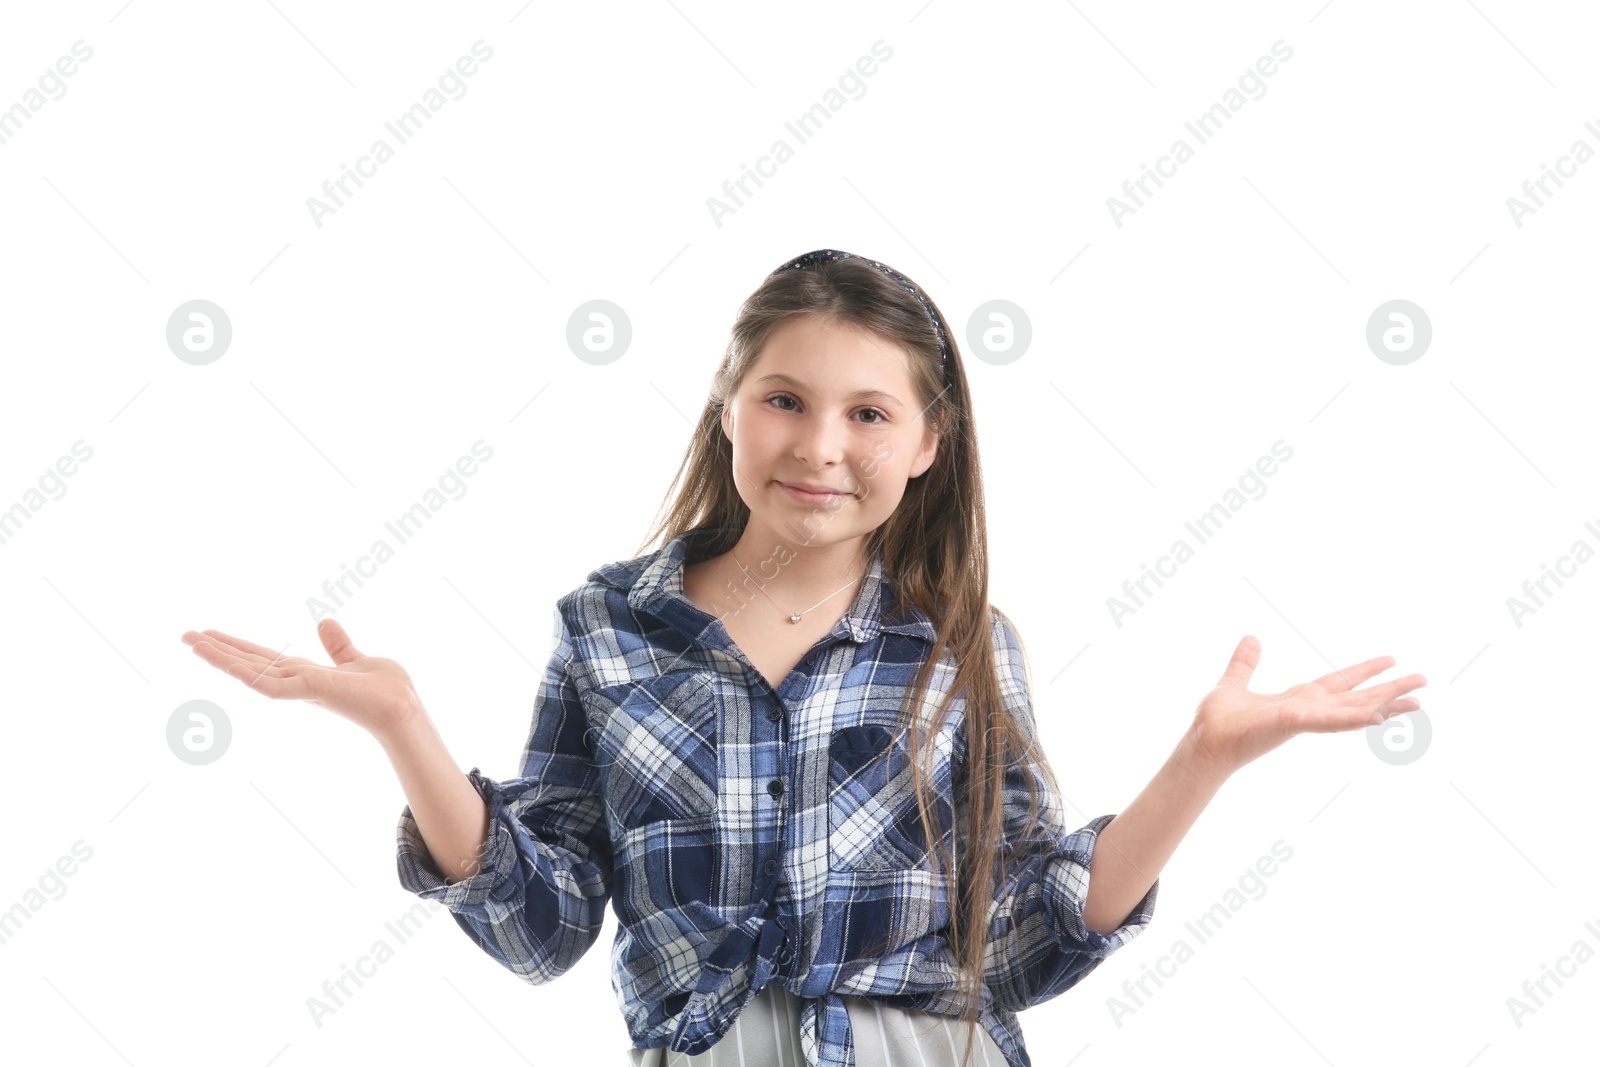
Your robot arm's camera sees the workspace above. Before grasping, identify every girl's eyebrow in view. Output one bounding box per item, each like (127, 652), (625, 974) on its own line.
(754, 373), (903, 407)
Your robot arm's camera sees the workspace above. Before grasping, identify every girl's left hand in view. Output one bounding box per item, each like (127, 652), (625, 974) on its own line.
(1185, 635), (1428, 776)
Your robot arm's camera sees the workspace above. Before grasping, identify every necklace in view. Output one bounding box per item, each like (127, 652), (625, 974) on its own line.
(733, 554), (861, 624)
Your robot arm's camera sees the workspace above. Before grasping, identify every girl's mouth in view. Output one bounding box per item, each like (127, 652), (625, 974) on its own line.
(780, 482), (851, 506)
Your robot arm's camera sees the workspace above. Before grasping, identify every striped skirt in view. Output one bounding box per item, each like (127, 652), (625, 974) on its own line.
(627, 981), (1009, 1067)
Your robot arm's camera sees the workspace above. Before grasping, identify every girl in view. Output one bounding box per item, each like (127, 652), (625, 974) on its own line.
(182, 249), (1426, 1067)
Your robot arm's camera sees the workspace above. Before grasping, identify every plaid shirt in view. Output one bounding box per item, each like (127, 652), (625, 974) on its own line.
(396, 527), (1158, 1067)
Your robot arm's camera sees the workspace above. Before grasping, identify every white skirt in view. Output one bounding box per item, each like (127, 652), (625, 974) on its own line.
(626, 981), (1009, 1067)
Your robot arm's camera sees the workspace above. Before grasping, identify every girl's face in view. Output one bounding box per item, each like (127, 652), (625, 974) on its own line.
(721, 314), (940, 551)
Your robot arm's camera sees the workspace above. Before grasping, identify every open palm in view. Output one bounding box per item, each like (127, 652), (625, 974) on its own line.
(1188, 635), (1427, 774)
(180, 618), (420, 739)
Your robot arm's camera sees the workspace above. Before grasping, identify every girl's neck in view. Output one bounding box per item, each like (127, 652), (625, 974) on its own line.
(700, 525), (871, 616)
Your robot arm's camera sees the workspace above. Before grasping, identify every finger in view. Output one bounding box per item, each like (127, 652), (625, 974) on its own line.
(1297, 695), (1421, 733)
(316, 618), (365, 666)
(198, 643), (323, 700)
(191, 639), (283, 676)
(197, 638), (298, 672)
(193, 640), (304, 692)
(1310, 654), (1395, 694)
(1364, 696), (1422, 726)
(1216, 635), (1262, 689)
(184, 629), (297, 667)
(1338, 672), (1428, 707)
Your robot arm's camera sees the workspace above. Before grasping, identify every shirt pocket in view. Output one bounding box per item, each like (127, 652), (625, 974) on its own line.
(826, 719), (957, 876)
(611, 809), (725, 997)
(592, 670), (721, 831)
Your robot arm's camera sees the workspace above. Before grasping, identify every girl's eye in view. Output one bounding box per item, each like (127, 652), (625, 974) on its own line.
(765, 394), (887, 425)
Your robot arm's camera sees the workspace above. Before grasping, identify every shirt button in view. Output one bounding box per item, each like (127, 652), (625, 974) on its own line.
(767, 779), (784, 798)
(767, 705), (782, 722)
(764, 858), (778, 875)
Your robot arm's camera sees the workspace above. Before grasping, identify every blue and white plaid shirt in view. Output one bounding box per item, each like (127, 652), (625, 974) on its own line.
(396, 527), (1158, 1067)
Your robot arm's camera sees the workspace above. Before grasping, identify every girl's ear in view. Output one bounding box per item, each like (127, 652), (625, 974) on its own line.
(910, 426), (939, 479)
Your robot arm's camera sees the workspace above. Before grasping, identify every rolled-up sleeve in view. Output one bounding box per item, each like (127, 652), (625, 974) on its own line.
(396, 606), (613, 984)
(977, 609), (1159, 1012)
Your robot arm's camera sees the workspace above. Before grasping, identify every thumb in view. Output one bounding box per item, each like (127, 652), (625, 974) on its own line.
(1216, 634), (1261, 689)
(317, 618), (365, 665)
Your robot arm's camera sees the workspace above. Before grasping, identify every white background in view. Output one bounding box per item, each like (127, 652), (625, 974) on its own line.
(1, 1), (1595, 1064)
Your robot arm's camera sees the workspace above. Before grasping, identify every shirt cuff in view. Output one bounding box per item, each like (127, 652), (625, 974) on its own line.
(1050, 813), (1160, 952)
(395, 766), (521, 911)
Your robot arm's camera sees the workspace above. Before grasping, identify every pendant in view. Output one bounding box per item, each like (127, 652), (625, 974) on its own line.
(789, 613), (803, 624)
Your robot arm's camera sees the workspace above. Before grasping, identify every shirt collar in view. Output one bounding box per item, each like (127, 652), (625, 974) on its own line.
(622, 527), (937, 645)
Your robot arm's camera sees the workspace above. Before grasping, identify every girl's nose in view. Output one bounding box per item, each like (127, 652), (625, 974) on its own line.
(791, 413), (852, 468)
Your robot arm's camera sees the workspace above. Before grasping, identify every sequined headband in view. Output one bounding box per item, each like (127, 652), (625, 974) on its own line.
(768, 249), (950, 372)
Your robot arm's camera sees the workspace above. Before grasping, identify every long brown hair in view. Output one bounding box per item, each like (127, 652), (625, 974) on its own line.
(635, 253), (1065, 1065)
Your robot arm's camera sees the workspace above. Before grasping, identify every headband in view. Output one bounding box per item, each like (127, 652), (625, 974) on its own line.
(768, 249), (950, 373)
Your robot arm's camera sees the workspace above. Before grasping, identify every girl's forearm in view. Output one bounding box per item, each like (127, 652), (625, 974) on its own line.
(376, 708), (490, 885)
(1081, 729), (1232, 936)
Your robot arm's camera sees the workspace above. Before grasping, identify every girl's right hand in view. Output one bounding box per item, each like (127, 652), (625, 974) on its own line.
(180, 618), (423, 741)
